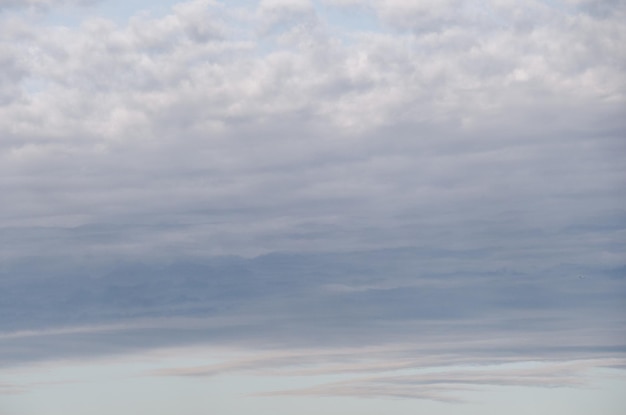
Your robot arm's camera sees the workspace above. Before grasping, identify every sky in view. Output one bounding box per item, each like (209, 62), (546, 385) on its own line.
(0, 0), (625, 414)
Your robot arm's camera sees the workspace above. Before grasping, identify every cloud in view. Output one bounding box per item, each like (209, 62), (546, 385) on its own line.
(0, 381), (25, 395)
(0, 0), (624, 402)
(256, 366), (585, 402)
(1, 10), (623, 257)
(0, 0), (97, 11)
(149, 344), (625, 402)
(1, 249), (624, 369)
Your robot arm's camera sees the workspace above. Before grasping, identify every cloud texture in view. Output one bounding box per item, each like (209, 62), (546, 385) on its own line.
(0, 0), (625, 403)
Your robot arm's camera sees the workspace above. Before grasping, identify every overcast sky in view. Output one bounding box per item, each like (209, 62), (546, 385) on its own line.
(0, 0), (625, 414)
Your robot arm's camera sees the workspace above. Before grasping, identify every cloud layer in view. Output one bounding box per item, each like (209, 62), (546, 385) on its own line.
(1, 0), (624, 259)
(0, 0), (624, 403)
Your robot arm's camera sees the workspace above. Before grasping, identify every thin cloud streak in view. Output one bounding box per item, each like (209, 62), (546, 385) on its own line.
(253, 359), (612, 402)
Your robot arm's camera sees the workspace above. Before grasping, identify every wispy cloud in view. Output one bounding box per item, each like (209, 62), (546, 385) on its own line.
(253, 358), (624, 402)
(148, 343), (624, 402)
(0, 382), (25, 395)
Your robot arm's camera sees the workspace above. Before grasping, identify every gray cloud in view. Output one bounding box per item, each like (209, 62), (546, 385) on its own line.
(0, 0), (97, 11)
(0, 249), (624, 368)
(0, 0), (624, 401)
